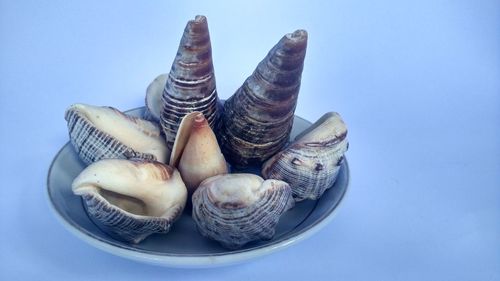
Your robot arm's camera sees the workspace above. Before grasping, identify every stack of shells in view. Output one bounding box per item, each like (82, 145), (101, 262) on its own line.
(160, 15), (220, 157)
(219, 30), (308, 168)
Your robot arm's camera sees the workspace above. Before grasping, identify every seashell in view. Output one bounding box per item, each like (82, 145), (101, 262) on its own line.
(219, 29), (308, 168)
(144, 73), (167, 122)
(262, 112), (348, 201)
(172, 112), (228, 194)
(192, 173), (294, 249)
(160, 15), (220, 156)
(72, 158), (187, 243)
(65, 103), (169, 165)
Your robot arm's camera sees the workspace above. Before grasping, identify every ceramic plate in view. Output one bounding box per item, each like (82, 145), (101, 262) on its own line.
(47, 107), (350, 268)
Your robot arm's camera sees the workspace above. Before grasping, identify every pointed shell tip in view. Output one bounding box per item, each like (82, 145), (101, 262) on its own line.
(287, 29), (308, 40)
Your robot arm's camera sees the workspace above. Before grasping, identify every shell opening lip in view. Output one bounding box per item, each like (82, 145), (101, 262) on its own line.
(74, 183), (153, 217)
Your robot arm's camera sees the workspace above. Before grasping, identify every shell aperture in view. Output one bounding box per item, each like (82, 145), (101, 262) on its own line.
(72, 159), (187, 243)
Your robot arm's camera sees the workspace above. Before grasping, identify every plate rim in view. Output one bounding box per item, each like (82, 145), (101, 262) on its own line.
(47, 108), (350, 267)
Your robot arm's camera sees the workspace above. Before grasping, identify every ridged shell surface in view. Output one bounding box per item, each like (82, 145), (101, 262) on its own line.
(262, 112), (348, 201)
(160, 15), (219, 157)
(72, 159), (187, 243)
(192, 174), (294, 249)
(65, 103), (168, 165)
(219, 30), (308, 167)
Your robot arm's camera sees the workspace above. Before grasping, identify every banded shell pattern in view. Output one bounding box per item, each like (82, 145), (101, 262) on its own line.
(262, 112), (348, 201)
(160, 15), (220, 157)
(65, 103), (168, 165)
(219, 30), (308, 167)
(192, 174), (294, 249)
(72, 159), (187, 243)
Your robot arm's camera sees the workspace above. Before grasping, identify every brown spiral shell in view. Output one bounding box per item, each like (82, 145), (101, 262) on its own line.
(160, 15), (220, 158)
(219, 30), (308, 168)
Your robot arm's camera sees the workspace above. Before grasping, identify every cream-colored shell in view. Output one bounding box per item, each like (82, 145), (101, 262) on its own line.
(72, 159), (187, 243)
(174, 112), (228, 193)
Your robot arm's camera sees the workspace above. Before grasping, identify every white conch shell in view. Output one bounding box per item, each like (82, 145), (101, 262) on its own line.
(262, 112), (348, 201)
(172, 112), (228, 193)
(72, 158), (187, 243)
(65, 103), (169, 164)
(192, 173), (294, 249)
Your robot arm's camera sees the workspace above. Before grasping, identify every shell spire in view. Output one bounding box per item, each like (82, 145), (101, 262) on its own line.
(160, 15), (220, 158)
(219, 30), (308, 167)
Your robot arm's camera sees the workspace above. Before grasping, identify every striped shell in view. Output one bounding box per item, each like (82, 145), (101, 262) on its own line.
(72, 159), (187, 243)
(160, 15), (219, 157)
(219, 30), (308, 168)
(144, 73), (167, 122)
(65, 103), (168, 165)
(262, 112), (348, 201)
(192, 174), (294, 249)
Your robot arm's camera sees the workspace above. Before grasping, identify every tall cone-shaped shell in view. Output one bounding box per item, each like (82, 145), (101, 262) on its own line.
(174, 112), (228, 194)
(219, 30), (308, 167)
(262, 112), (348, 201)
(192, 174), (294, 249)
(65, 103), (168, 165)
(72, 159), (187, 243)
(160, 15), (220, 158)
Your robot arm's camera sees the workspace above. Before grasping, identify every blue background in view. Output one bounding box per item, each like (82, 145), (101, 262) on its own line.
(1, 0), (499, 280)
